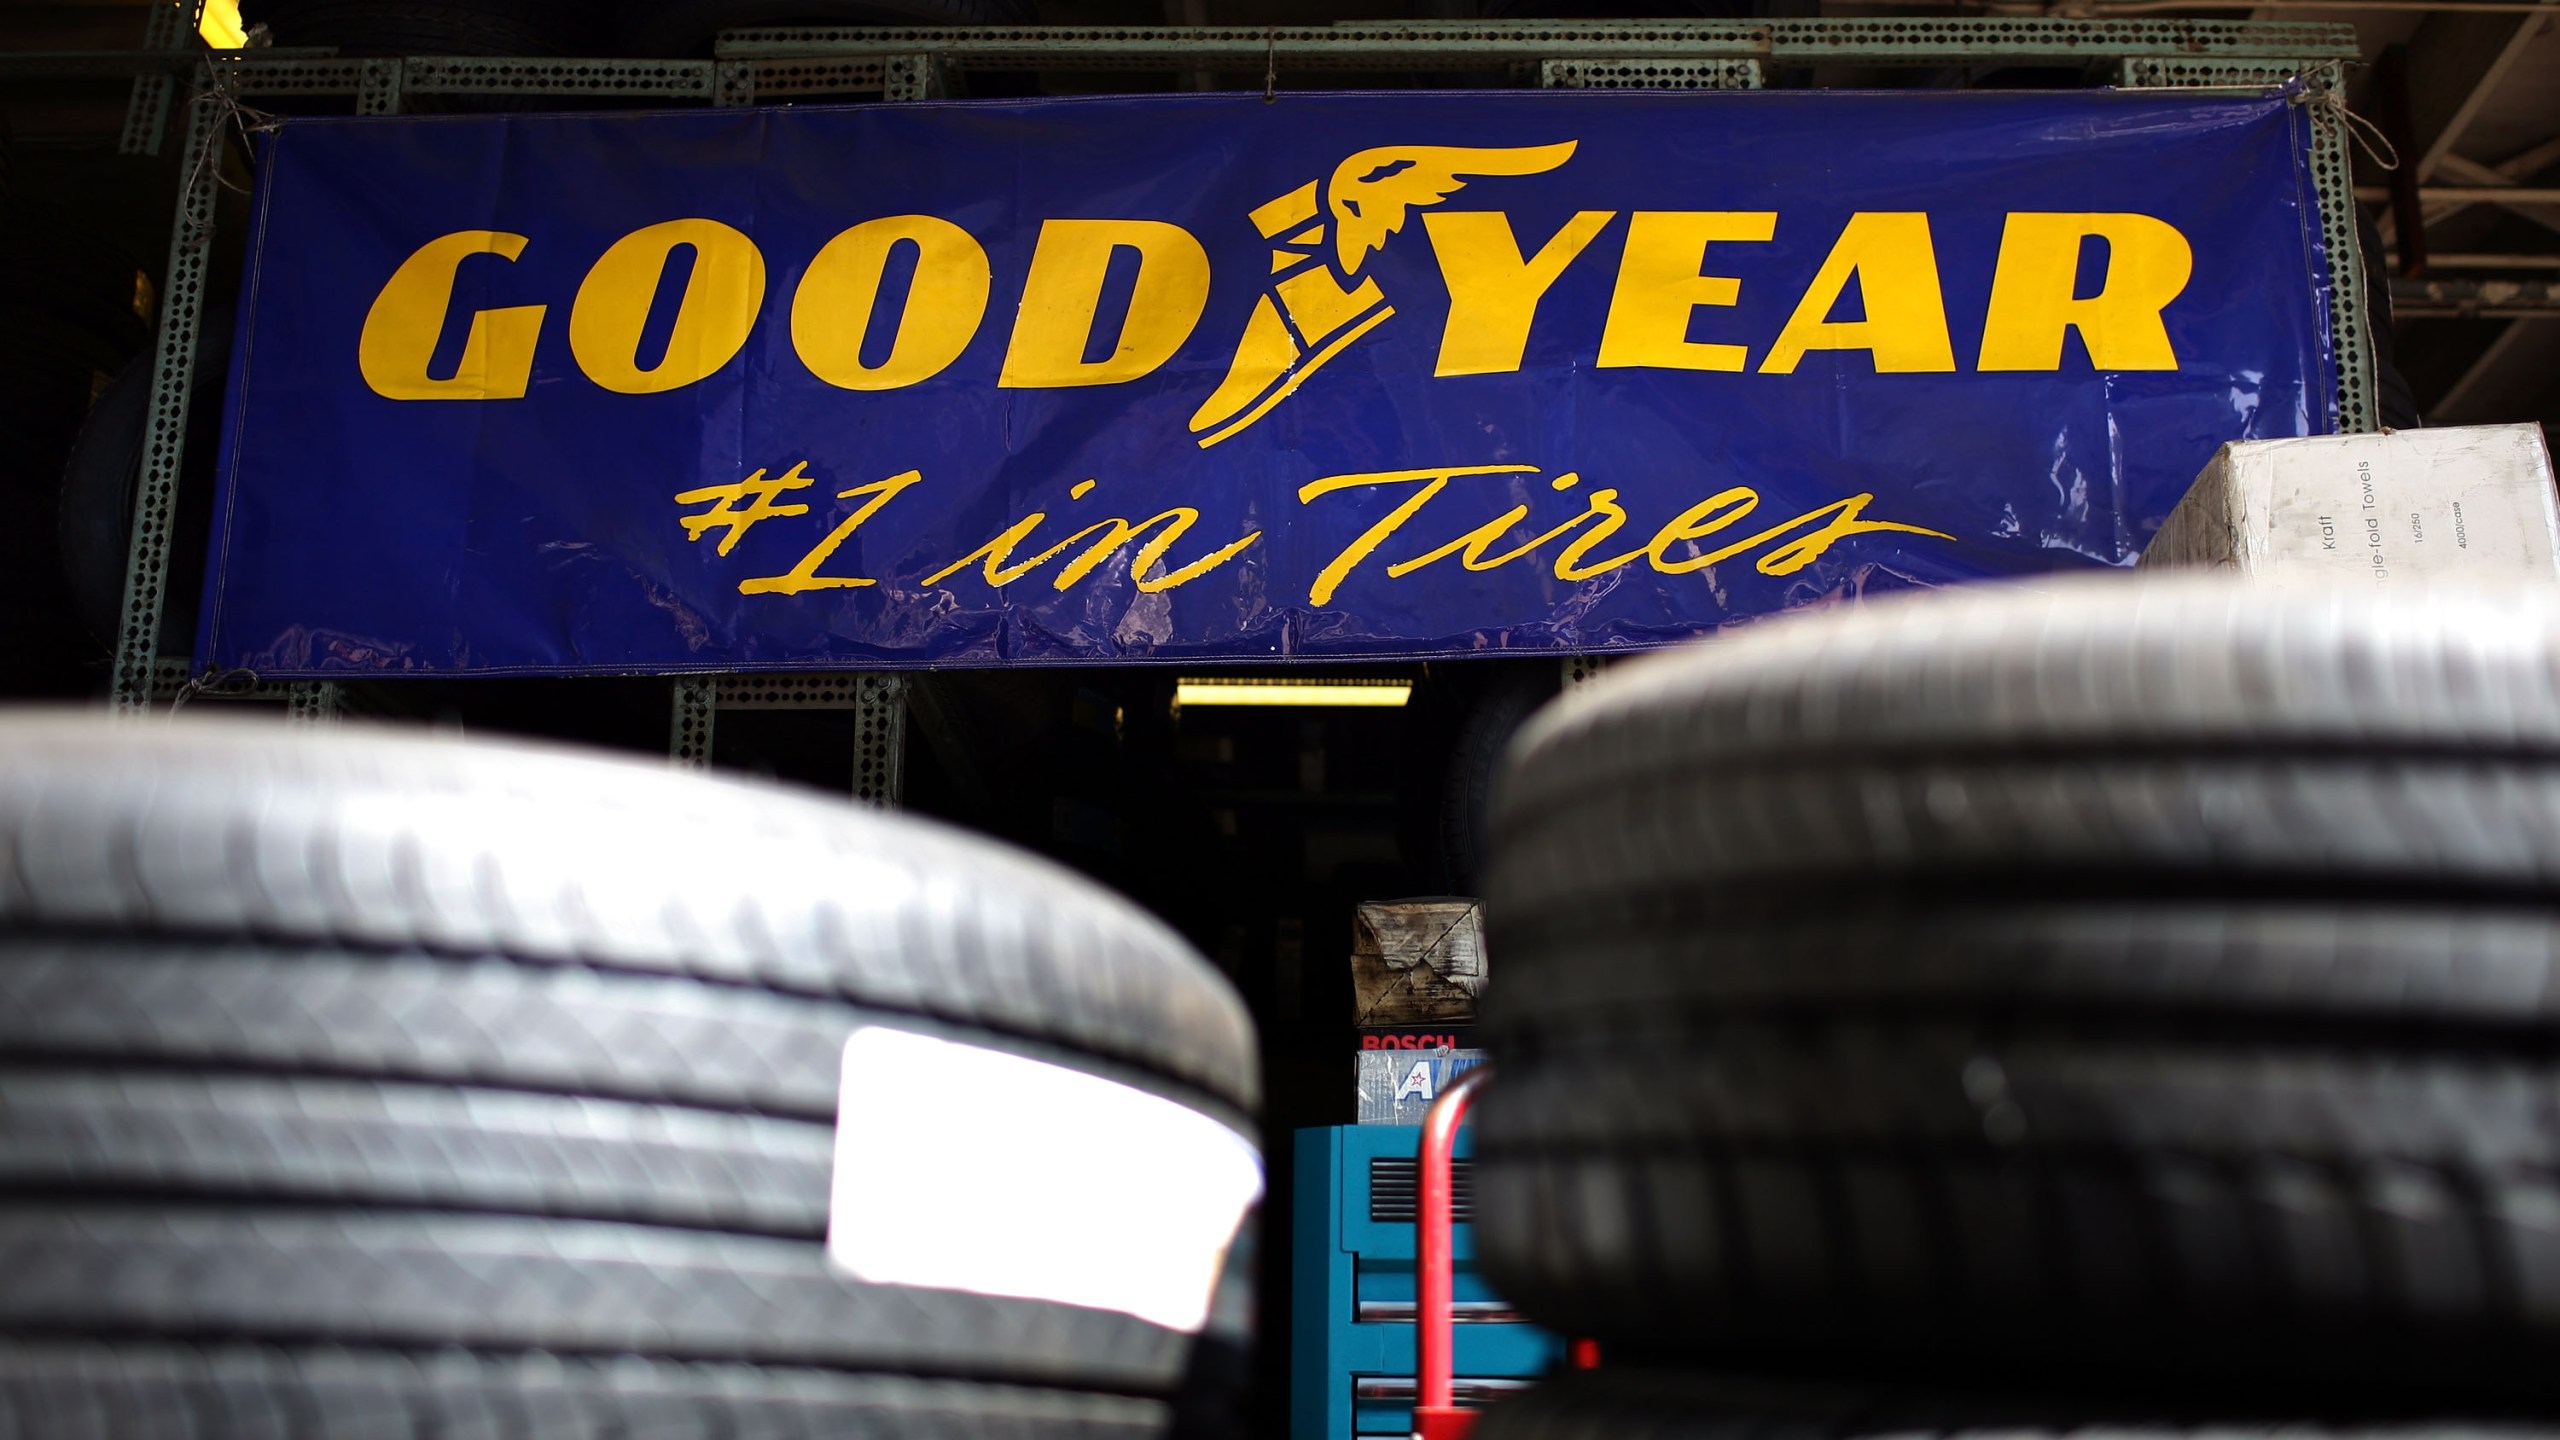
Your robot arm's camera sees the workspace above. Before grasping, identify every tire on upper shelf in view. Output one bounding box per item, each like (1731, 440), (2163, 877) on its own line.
(56, 308), (230, 659)
(0, 181), (153, 694)
(1430, 661), (1561, 897)
(0, 711), (1258, 1437)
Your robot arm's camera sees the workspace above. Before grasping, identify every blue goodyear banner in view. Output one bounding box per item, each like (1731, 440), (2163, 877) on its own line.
(204, 89), (2331, 674)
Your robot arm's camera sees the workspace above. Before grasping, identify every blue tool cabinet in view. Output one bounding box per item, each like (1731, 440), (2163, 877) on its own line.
(1290, 1125), (1562, 1440)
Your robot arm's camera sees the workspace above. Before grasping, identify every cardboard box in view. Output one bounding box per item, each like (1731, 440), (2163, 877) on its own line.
(1347, 899), (1485, 1029)
(2141, 424), (2560, 585)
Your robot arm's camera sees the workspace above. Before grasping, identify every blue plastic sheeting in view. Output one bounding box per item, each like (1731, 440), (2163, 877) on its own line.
(202, 89), (2330, 674)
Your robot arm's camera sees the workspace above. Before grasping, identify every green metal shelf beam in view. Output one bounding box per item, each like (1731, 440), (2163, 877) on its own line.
(2392, 276), (2560, 317)
(712, 18), (2356, 67)
(717, 21), (1761, 67)
(14, 19), (2359, 101)
(0, 46), (340, 81)
(399, 57), (725, 98)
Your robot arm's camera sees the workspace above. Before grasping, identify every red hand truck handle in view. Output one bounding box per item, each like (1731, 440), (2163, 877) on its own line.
(1413, 1063), (1489, 1440)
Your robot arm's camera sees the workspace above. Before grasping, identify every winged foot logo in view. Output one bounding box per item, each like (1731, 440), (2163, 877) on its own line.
(1188, 141), (1576, 447)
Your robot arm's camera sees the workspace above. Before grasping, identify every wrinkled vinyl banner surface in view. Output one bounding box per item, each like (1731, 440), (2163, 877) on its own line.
(205, 90), (2330, 674)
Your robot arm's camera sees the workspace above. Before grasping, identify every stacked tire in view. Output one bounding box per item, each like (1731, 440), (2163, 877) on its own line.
(1470, 576), (2560, 1430)
(0, 181), (153, 694)
(0, 712), (1258, 1438)
(1475, 1370), (2560, 1440)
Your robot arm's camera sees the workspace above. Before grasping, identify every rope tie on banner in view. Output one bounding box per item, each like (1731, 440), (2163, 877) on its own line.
(2283, 69), (2399, 171)
(168, 668), (263, 713)
(182, 67), (284, 237)
(1264, 28), (1278, 102)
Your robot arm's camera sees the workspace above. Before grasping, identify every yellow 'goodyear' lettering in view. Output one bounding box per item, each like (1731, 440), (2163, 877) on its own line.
(359, 209), (2195, 404)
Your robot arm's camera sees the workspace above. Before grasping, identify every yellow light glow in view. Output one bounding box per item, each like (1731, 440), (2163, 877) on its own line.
(199, 0), (248, 50)
(1176, 679), (1412, 708)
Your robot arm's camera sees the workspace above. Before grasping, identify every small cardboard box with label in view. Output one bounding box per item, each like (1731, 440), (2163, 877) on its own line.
(2142, 424), (2559, 584)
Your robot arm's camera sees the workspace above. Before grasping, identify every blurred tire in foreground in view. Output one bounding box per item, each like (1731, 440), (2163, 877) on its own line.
(1476, 578), (2560, 1407)
(0, 712), (1258, 1438)
(1476, 1368), (2556, 1440)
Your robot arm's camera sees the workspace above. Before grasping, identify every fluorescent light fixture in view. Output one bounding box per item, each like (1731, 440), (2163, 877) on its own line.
(1177, 678), (1411, 708)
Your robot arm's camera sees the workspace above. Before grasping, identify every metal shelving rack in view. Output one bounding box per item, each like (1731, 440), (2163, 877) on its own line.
(6, 7), (2368, 802)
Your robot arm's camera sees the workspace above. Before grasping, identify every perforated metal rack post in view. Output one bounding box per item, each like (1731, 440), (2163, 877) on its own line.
(115, 0), (194, 157)
(2122, 56), (2378, 431)
(110, 76), (208, 711)
(670, 673), (909, 808)
(72, 12), (2368, 783)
